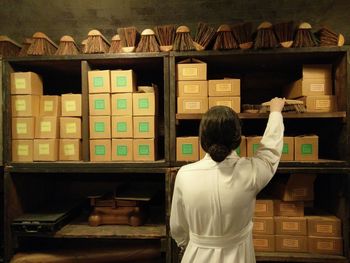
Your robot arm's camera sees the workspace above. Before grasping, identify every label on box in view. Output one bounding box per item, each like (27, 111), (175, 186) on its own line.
(117, 99), (127, 109)
(15, 78), (26, 90)
(236, 146), (241, 155)
(253, 144), (259, 154)
(253, 222), (265, 232)
(117, 145), (128, 156)
(316, 100), (330, 109)
(94, 122), (105, 132)
(138, 145), (150, 155)
(94, 99), (105, 110)
(282, 144), (289, 154)
(95, 145), (106, 155)
(116, 76), (127, 87)
(17, 145), (29, 156)
(182, 67), (198, 77)
(15, 99), (26, 111)
(253, 239), (268, 248)
(117, 122), (127, 132)
(317, 241), (334, 250)
(215, 83), (232, 92)
(282, 222), (300, 231)
(184, 101), (200, 110)
(138, 98), (149, 109)
(64, 144), (75, 156)
(216, 101), (232, 107)
(93, 77), (104, 87)
(280, 203), (297, 212)
(40, 121), (52, 132)
(301, 144), (313, 154)
(139, 122), (149, 132)
(182, 144), (193, 155)
(66, 123), (77, 134)
(255, 203), (267, 213)
(184, 84), (199, 94)
(39, 144), (50, 155)
(317, 224), (333, 234)
(292, 188), (307, 197)
(310, 83), (325, 92)
(16, 123), (28, 134)
(44, 101), (54, 112)
(283, 239), (299, 248)
(65, 101), (76, 112)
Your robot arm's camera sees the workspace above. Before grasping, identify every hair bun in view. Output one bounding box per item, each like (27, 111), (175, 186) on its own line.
(208, 144), (230, 162)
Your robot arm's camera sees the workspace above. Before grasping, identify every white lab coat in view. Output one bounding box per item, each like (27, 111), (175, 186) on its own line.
(170, 112), (284, 263)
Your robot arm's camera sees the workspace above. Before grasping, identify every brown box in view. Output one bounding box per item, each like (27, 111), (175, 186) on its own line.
(253, 234), (275, 252)
(275, 216), (307, 236)
(112, 139), (133, 161)
(284, 78), (332, 99)
(33, 139), (59, 161)
(35, 116), (59, 139)
(88, 70), (111, 93)
(60, 117), (81, 139)
(133, 92), (156, 116)
(275, 235), (308, 252)
(90, 139), (111, 162)
(253, 217), (274, 235)
(111, 116), (133, 138)
(89, 94), (111, 116)
(11, 72), (43, 95)
(177, 97), (208, 114)
(176, 59), (207, 81)
(208, 79), (240, 97)
(39, 96), (61, 116)
(294, 135), (318, 161)
(89, 116), (111, 139)
(12, 140), (33, 162)
(274, 200), (304, 217)
(176, 137), (199, 162)
(61, 94), (82, 117)
(307, 216), (341, 237)
(208, 97), (241, 113)
(281, 136), (294, 161)
(12, 117), (35, 139)
(302, 64), (332, 79)
(11, 95), (40, 117)
(246, 136), (262, 157)
(235, 135), (247, 157)
(177, 80), (208, 97)
(133, 138), (156, 161)
(301, 95), (337, 112)
(255, 199), (274, 217)
(133, 116), (156, 138)
(59, 139), (81, 161)
(110, 70), (137, 93)
(308, 236), (343, 255)
(111, 93), (133, 116)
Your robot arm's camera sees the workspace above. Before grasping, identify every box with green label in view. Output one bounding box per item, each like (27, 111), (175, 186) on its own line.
(236, 135), (247, 157)
(112, 139), (133, 161)
(59, 139), (81, 161)
(60, 117), (81, 139)
(39, 96), (61, 116)
(246, 136), (262, 157)
(35, 116), (59, 139)
(133, 92), (156, 116)
(89, 94), (111, 116)
(12, 117), (35, 139)
(133, 139), (156, 161)
(61, 94), (82, 117)
(133, 116), (156, 138)
(12, 139), (33, 162)
(176, 137), (199, 162)
(281, 136), (294, 161)
(11, 95), (40, 117)
(88, 70), (111, 93)
(33, 139), (59, 161)
(111, 93), (133, 115)
(294, 135), (318, 161)
(110, 70), (136, 93)
(90, 139), (111, 162)
(89, 116), (111, 139)
(10, 72), (43, 95)
(111, 116), (133, 138)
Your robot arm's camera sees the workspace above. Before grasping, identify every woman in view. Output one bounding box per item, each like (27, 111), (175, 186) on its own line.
(170, 97), (285, 263)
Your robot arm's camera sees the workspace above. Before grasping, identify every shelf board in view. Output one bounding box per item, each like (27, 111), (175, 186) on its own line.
(256, 252), (347, 262)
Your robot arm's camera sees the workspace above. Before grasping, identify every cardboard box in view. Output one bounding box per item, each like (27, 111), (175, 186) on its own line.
(177, 97), (208, 114)
(274, 200), (304, 217)
(275, 235), (308, 252)
(235, 135), (247, 157)
(208, 79), (240, 97)
(308, 236), (343, 255)
(281, 136), (294, 161)
(89, 93), (111, 116)
(12, 140), (33, 162)
(133, 116), (156, 138)
(10, 72), (43, 95)
(301, 95), (337, 112)
(111, 93), (133, 116)
(59, 139), (81, 161)
(39, 96), (61, 116)
(302, 64), (332, 79)
(254, 199), (274, 217)
(111, 116), (133, 138)
(61, 94), (82, 117)
(35, 116), (59, 139)
(209, 97), (241, 113)
(133, 92), (156, 116)
(90, 139), (111, 162)
(253, 234), (275, 252)
(12, 117), (35, 139)
(60, 117), (82, 139)
(253, 217), (274, 235)
(307, 216), (341, 237)
(110, 70), (136, 93)
(11, 95), (40, 117)
(275, 216), (307, 236)
(133, 138), (156, 161)
(176, 59), (207, 81)
(177, 80), (208, 97)
(246, 136), (262, 157)
(294, 135), (318, 161)
(176, 137), (199, 162)
(284, 78), (332, 99)
(89, 116), (111, 139)
(112, 139), (133, 161)
(88, 70), (111, 93)
(33, 139), (59, 161)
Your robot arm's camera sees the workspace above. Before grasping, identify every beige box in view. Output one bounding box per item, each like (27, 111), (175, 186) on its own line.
(235, 135), (247, 157)
(208, 79), (240, 97)
(61, 94), (82, 117)
(176, 137), (199, 162)
(177, 80), (208, 97)
(275, 216), (307, 236)
(88, 70), (111, 93)
(302, 64), (332, 79)
(11, 95), (40, 117)
(110, 70), (137, 93)
(111, 93), (133, 116)
(33, 139), (59, 161)
(89, 116), (111, 139)
(281, 136), (294, 161)
(308, 236), (343, 255)
(294, 135), (318, 161)
(301, 95), (337, 112)
(254, 199), (274, 217)
(133, 92), (156, 116)
(246, 136), (262, 157)
(253, 217), (274, 235)
(209, 97), (241, 113)
(90, 139), (111, 162)
(307, 216), (341, 237)
(275, 235), (308, 252)
(12, 140), (33, 162)
(35, 116), (59, 139)
(89, 94), (111, 116)
(12, 117), (35, 139)
(111, 116), (133, 138)
(59, 139), (81, 161)
(274, 200), (304, 217)
(11, 72), (43, 95)
(39, 96), (61, 116)
(253, 234), (275, 252)
(60, 117), (81, 139)
(112, 139), (133, 161)
(133, 138), (156, 161)
(284, 78), (332, 99)
(177, 97), (208, 114)
(133, 116), (156, 138)
(176, 59), (207, 81)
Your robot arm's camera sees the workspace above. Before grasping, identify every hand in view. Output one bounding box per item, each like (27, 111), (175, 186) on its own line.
(269, 97), (285, 112)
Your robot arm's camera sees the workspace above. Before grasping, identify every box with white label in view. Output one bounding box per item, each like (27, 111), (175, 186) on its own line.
(275, 235), (308, 252)
(176, 59), (207, 81)
(177, 80), (208, 97)
(209, 96), (241, 113)
(59, 139), (81, 161)
(301, 95), (337, 112)
(254, 199), (274, 217)
(60, 117), (81, 139)
(177, 97), (208, 114)
(308, 236), (343, 255)
(253, 217), (274, 235)
(11, 95), (40, 117)
(61, 94), (82, 117)
(35, 116), (59, 139)
(39, 96), (61, 116)
(12, 117), (35, 139)
(284, 78), (332, 99)
(275, 216), (307, 236)
(274, 200), (304, 217)
(33, 139), (59, 161)
(12, 140), (33, 162)
(10, 72), (43, 95)
(307, 216), (341, 237)
(208, 79), (240, 96)
(253, 234), (275, 252)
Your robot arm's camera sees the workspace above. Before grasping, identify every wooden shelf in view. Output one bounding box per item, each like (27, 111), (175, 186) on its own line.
(256, 252), (347, 263)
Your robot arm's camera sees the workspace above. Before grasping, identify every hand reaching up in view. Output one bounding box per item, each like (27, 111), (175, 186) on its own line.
(269, 97), (286, 113)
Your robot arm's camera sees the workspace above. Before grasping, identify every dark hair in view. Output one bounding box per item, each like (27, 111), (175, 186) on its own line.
(200, 106), (241, 162)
